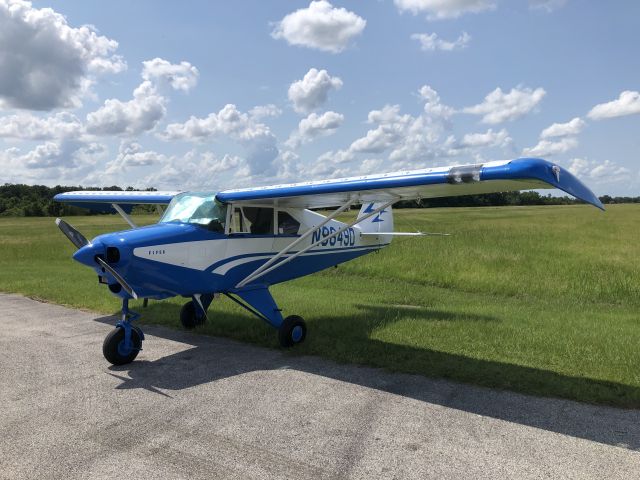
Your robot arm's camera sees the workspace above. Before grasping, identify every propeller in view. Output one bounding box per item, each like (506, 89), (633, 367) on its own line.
(96, 257), (139, 299)
(56, 217), (138, 299)
(55, 218), (88, 249)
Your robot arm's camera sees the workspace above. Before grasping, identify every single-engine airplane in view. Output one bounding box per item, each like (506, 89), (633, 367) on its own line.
(54, 158), (603, 365)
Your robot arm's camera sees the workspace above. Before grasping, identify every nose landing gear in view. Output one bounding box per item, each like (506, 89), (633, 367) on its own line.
(103, 298), (144, 365)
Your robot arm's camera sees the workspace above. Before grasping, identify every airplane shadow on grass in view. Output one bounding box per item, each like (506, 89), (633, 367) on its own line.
(94, 302), (640, 451)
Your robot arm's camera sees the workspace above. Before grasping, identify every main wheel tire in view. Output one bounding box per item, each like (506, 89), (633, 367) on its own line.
(103, 327), (142, 365)
(180, 301), (206, 329)
(278, 315), (307, 348)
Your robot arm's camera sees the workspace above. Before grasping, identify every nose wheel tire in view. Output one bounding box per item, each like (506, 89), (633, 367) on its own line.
(180, 300), (206, 329)
(278, 315), (307, 348)
(103, 326), (142, 365)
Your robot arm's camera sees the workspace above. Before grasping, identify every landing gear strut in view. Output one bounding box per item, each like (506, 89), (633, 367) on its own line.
(224, 286), (307, 348)
(103, 298), (144, 365)
(180, 294), (214, 330)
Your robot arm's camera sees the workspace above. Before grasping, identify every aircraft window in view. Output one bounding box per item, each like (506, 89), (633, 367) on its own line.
(278, 211), (300, 235)
(160, 193), (226, 232)
(243, 207), (274, 235)
(232, 207), (249, 233)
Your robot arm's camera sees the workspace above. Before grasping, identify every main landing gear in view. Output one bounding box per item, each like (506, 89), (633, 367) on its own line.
(102, 287), (306, 364)
(180, 294), (215, 329)
(222, 286), (307, 348)
(178, 287), (307, 348)
(278, 315), (307, 347)
(103, 298), (144, 365)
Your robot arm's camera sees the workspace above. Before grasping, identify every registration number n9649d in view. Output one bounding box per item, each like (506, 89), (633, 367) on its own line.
(312, 226), (356, 247)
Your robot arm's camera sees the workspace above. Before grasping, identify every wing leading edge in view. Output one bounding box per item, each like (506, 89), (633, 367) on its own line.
(54, 190), (182, 213)
(216, 158), (604, 210)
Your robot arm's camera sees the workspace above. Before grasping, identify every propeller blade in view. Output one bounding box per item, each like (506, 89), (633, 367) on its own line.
(55, 218), (89, 249)
(95, 256), (138, 299)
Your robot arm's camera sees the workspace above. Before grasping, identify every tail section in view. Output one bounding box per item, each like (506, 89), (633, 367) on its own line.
(357, 202), (394, 235)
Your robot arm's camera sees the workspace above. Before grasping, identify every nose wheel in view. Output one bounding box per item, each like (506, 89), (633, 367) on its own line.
(103, 326), (142, 365)
(103, 298), (144, 365)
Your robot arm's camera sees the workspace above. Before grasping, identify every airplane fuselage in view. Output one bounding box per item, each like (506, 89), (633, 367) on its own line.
(74, 208), (391, 300)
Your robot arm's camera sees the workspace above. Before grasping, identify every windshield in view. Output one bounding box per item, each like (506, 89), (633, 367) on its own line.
(160, 192), (227, 230)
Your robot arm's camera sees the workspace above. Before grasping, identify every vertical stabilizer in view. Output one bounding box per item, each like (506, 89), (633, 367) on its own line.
(357, 202), (394, 234)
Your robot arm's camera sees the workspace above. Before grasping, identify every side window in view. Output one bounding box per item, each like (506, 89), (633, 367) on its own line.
(230, 207), (274, 234)
(277, 211), (300, 235)
(231, 207), (249, 233)
(243, 207), (274, 235)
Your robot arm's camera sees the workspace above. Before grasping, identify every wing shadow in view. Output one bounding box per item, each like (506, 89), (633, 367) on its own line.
(92, 301), (640, 451)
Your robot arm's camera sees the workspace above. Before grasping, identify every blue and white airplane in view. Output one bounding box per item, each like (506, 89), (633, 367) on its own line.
(54, 158), (603, 365)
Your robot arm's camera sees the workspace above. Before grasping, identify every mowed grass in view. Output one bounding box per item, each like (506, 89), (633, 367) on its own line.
(1, 205), (639, 407)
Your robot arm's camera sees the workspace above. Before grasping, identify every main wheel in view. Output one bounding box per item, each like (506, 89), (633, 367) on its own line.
(180, 301), (206, 329)
(278, 315), (307, 348)
(103, 327), (142, 365)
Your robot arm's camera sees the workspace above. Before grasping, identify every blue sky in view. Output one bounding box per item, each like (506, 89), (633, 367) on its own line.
(1, 0), (638, 195)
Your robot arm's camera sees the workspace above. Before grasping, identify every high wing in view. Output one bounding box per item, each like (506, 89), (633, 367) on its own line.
(216, 158), (604, 210)
(54, 190), (182, 213)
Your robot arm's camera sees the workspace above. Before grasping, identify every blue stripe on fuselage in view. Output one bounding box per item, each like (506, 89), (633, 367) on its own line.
(126, 244), (383, 298)
(206, 244), (384, 272)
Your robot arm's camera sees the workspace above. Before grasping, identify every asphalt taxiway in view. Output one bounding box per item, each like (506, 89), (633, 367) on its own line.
(1, 293), (638, 479)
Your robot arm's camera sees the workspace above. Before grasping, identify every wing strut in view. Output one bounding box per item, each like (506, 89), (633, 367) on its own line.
(235, 198), (357, 288)
(112, 203), (138, 229)
(235, 198), (397, 288)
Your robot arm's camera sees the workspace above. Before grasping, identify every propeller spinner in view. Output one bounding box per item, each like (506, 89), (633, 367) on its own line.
(55, 218), (138, 299)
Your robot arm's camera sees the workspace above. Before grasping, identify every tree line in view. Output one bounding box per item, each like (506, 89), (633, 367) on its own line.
(1, 183), (638, 217)
(0, 184), (158, 217)
(396, 192), (639, 208)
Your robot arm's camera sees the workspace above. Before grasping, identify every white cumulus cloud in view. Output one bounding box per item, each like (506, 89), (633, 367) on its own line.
(587, 91), (640, 120)
(4, 139), (105, 170)
(566, 158), (630, 184)
(139, 150), (247, 191)
(162, 104), (278, 175)
(394, 0), (496, 19)
(522, 137), (578, 157)
(0, 112), (83, 140)
(271, 0), (366, 53)
(142, 58), (199, 92)
(463, 86), (546, 124)
(288, 68), (343, 114)
(419, 85), (454, 120)
(540, 117), (585, 138)
(104, 141), (168, 174)
(163, 104), (271, 141)
(411, 31), (470, 51)
(0, 0), (126, 110)
(460, 128), (511, 148)
(249, 104), (282, 120)
(86, 81), (166, 136)
(349, 105), (413, 154)
(347, 85), (455, 165)
(286, 111), (344, 148)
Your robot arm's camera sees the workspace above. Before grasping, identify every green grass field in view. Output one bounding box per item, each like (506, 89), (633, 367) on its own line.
(1, 205), (639, 407)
